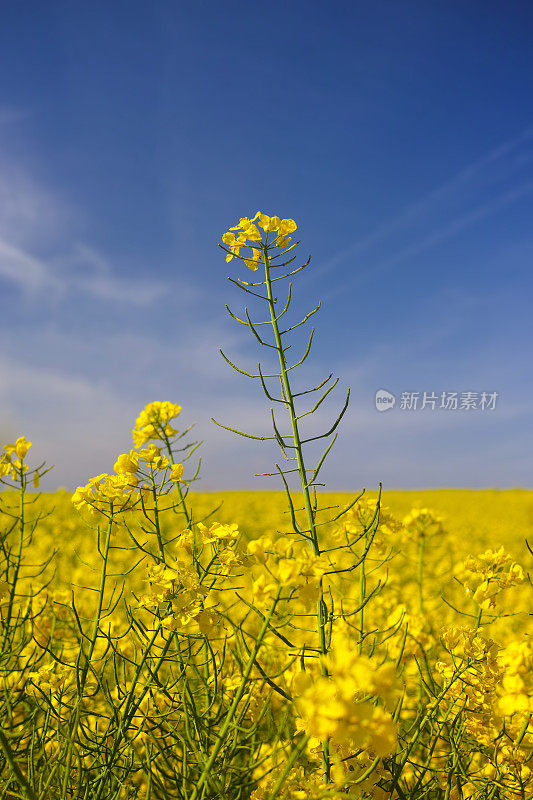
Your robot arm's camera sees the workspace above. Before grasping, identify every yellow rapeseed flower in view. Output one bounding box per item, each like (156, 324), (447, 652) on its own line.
(0, 455), (11, 478)
(132, 400), (182, 447)
(169, 463), (184, 482)
(4, 436), (32, 459)
(222, 213), (297, 264)
(138, 444), (169, 470)
(114, 450), (140, 474)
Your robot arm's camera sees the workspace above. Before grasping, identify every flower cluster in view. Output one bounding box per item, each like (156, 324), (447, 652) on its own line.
(439, 626), (501, 745)
(498, 640), (533, 716)
(72, 472), (140, 517)
(436, 624), (533, 797)
(247, 534), (330, 609)
(197, 521), (246, 574)
(28, 662), (76, 698)
(132, 401), (182, 447)
(295, 630), (401, 762)
(251, 764), (328, 800)
(138, 535), (227, 637)
(221, 212), (297, 267)
(456, 545), (525, 609)
(1, 436), (33, 481)
(402, 506), (444, 538)
(73, 402), (187, 518)
(140, 550), (205, 610)
(197, 520), (239, 545)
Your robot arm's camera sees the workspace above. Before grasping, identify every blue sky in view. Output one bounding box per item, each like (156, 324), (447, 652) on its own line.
(0, 0), (532, 490)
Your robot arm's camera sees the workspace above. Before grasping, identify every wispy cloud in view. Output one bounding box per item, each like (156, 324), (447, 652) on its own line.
(0, 233), (168, 306)
(324, 179), (533, 301)
(0, 236), (53, 291)
(0, 132), (167, 307)
(0, 355), (137, 486)
(315, 125), (533, 297)
(53, 244), (168, 306)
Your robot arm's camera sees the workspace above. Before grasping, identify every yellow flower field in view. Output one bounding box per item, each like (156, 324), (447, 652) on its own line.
(1, 478), (531, 798)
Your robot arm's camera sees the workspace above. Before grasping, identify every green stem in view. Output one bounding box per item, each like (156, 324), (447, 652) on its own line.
(266, 733), (309, 800)
(359, 530), (368, 654)
(92, 620), (176, 799)
(390, 664), (470, 796)
(161, 434), (192, 528)
(263, 246), (330, 783)
(417, 532), (426, 614)
(151, 480), (166, 562)
(189, 589), (281, 800)
(78, 518), (114, 692)
(516, 713), (531, 746)
(1, 469), (26, 654)
(0, 726), (37, 800)
(61, 515), (113, 798)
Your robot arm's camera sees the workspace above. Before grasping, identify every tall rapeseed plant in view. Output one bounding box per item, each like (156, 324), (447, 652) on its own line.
(218, 212), (389, 786)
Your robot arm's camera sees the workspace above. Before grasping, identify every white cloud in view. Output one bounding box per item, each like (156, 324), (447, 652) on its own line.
(0, 231), (167, 306)
(53, 243), (168, 306)
(0, 356), (135, 485)
(0, 236), (54, 291)
(0, 135), (167, 307)
(0, 150), (69, 249)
